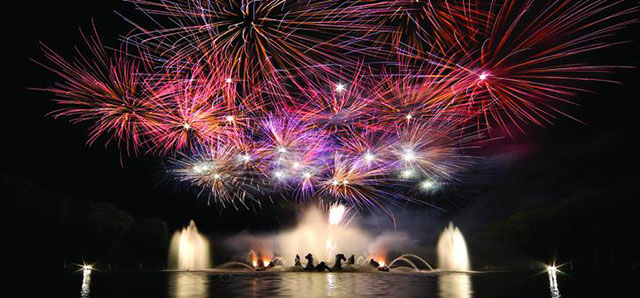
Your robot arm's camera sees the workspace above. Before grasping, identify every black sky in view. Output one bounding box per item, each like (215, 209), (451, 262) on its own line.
(6, 1), (639, 235)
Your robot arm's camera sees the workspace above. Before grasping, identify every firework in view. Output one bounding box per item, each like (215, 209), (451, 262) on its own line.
(36, 27), (159, 155)
(255, 114), (329, 195)
(171, 143), (268, 208)
(124, 0), (373, 89)
(392, 121), (478, 182)
(36, 0), (636, 212)
(428, 0), (638, 135)
(286, 63), (377, 136)
(360, 0), (484, 56)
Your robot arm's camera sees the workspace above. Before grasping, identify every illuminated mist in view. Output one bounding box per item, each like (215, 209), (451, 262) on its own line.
(225, 204), (412, 265)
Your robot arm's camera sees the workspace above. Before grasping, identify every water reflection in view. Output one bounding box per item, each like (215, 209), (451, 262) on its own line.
(80, 269), (91, 298)
(275, 272), (447, 296)
(438, 273), (472, 298)
(67, 270), (578, 297)
(169, 272), (209, 298)
(548, 269), (561, 298)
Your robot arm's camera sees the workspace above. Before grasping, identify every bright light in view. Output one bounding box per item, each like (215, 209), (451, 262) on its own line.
(292, 162), (301, 169)
(420, 180), (436, 190)
(182, 123), (191, 130)
(406, 114), (413, 120)
(213, 173), (221, 180)
(252, 260), (258, 267)
(263, 260), (269, 267)
(303, 172), (312, 179)
(335, 83), (346, 93)
(332, 179), (340, 186)
(363, 152), (375, 162)
(342, 179), (349, 185)
(225, 115), (235, 122)
(329, 203), (347, 225)
(225, 78), (233, 83)
(193, 164), (210, 174)
(402, 149), (416, 161)
(378, 260), (385, 267)
(82, 265), (93, 271)
(401, 169), (414, 179)
(274, 171), (285, 179)
(547, 265), (557, 274)
(479, 72), (490, 81)
(240, 154), (251, 163)
(277, 147), (287, 154)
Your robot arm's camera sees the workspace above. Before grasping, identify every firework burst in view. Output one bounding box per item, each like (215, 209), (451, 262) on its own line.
(172, 143), (269, 209)
(124, 0), (373, 89)
(430, 0), (638, 135)
(36, 27), (159, 155)
(36, 0), (637, 213)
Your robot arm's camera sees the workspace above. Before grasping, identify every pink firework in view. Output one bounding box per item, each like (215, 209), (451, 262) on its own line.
(37, 27), (158, 155)
(35, 0), (637, 211)
(432, 0), (638, 135)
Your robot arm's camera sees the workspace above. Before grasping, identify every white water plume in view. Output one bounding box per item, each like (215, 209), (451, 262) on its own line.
(437, 222), (470, 272)
(169, 220), (211, 270)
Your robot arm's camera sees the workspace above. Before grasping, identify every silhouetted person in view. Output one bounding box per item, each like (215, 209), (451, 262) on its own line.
(369, 259), (380, 268)
(333, 254), (346, 271)
(316, 261), (332, 272)
(348, 255), (355, 265)
(294, 255), (302, 267)
(304, 253), (315, 271)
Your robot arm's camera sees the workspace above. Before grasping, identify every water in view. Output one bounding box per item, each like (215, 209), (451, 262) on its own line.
(169, 220), (210, 270)
(437, 223), (470, 272)
(52, 270), (580, 298)
(224, 206), (418, 267)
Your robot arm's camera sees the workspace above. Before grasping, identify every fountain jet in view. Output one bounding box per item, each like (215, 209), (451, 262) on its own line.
(437, 222), (470, 272)
(169, 220), (210, 270)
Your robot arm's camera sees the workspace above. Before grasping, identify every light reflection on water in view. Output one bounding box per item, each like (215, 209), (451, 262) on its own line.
(166, 272), (470, 297)
(169, 272), (209, 298)
(80, 269), (91, 298)
(75, 270), (563, 297)
(438, 273), (472, 298)
(548, 270), (561, 298)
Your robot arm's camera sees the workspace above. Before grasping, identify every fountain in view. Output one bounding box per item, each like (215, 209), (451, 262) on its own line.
(277, 206), (371, 264)
(388, 254), (434, 272)
(437, 222), (470, 272)
(219, 205), (453, 274)
(169, 220), (211, 270)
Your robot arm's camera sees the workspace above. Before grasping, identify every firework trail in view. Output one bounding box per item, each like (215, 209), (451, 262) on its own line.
(123, 0), (375, 90)
(36, 0), (637, 212)
(36, 27), (159, 156)
(425, 0), (637, 135)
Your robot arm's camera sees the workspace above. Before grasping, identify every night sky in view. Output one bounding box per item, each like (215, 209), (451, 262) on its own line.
(6, 0), (639, 237)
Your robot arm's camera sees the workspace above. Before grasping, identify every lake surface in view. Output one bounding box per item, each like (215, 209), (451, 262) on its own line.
(50, 269), (587, 298)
